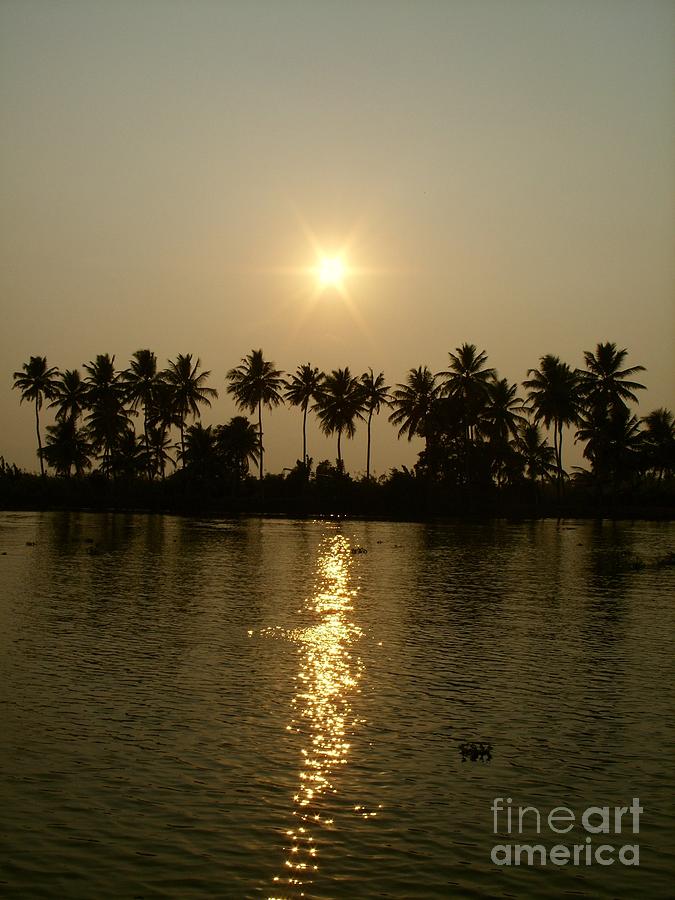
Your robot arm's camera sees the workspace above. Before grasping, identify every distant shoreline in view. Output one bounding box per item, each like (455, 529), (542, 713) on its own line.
(2, 509), (674, 524)
(2, 462), (674, 525)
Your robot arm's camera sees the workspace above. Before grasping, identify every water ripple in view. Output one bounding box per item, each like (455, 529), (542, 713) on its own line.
(0, 514), (673, 898)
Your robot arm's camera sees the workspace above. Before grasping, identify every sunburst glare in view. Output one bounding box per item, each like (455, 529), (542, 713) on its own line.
(317, 256), (346, 289)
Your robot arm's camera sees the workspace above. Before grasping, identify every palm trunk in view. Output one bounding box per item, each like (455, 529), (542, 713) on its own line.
(337, 429), (342, 469)
(557, 424), (562, 471)
(143, 406), (152, 480)
(464, 421), (471, 485)
(366, 410), (373, 480)
(180, 420), (185, 468)
(35, 398), (44, 476)
(302, 404), (308, 465)
(553, 420), (563, 498)
(258, 400), (264, 481)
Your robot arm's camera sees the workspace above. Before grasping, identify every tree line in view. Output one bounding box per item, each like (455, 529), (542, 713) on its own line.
(9, 343), (674, 497)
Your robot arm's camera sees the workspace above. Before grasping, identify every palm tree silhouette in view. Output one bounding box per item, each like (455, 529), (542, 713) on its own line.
(580, 342), (646, 412)
(482, 378), (528, 487)
(42, 418), (92, 478)
(361, 368), (391, 480)
(438, 344), (495, 444)
(181, 422), (218, 477)
(146, 379), (181, 477)
(49, 369), (87, 425)
(523, 355), (582, 493)
(226, 349), (284, 481)
(12, 356), (58, 475)
(283, 363), (325, 467)
(122, 349), (160, 478)
(641, 408), (675, 480)
(165, 354), (218, 467)
(83, 354), (133, 475)
(581, 405), (644, 486)
(46, 369), (89, 478)
(111, 427), (148, 480)
(576, 403), (644, 486)
(216, 416), (261, 485)
(388, 366), (441, 451)
(146, 420), (176, 480)
(313, 367), (365, 470)
(483, 377), (527, 443)
(514, 422), (558, 485)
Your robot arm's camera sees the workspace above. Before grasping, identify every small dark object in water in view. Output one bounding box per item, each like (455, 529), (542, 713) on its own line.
(603, 550), (646, 573)
(655, 551), (675, 568)
(84, 537), (94, 544)
(460, 741), (493, 762)
(351, 546), (368, 555)
(25, 541), (36, 547)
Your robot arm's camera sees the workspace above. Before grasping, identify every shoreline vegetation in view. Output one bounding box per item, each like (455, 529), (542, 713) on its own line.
(0, 469), (673, 521)
(4, 342), (673, 520)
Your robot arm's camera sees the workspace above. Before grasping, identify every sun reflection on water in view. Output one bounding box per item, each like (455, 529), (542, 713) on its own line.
(269, 532), (364, 898)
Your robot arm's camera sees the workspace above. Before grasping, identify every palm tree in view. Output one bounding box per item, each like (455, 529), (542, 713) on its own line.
(576, 404), (644, 485)
(12, 356), (58, 475)
(481, 378), (528, 488)
(146, 379), (181, 477)
(226, 349), (284, 481)
(216, 416), (261, 484)
(388, 366), (441, 450)
(164, 354), (218, 466)
(122, 349), (159, 478)
(514, 422), (558, 485)
(83, 354), (133, 474)
(181, 423), (218, 478)
(49, 369), (87, 425)
(641, 408), (675, 480)
(313, 367), (365, 470)
(283, 363), (324, 467)
(523, 354), (582, 492)
(146, 421), (176, 480)
(42, 418), (92, 478)
(437, 344), (495, 444)
(482, 377), (528, 444)
(602, 406), (643, 485)
(110, 427), (148, 480)
(580, 342), (646, 412)
(361, 368), (391, 479)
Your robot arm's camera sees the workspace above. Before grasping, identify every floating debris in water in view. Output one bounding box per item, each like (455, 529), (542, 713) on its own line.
(460, 741), (493, 762)
(599, 550), (646, 573)
(655, 550), (675, 568)
(351, 546), (368, 555)
(600, 549), (675, 573)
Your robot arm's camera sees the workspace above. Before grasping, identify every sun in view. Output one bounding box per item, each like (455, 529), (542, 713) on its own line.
(317, 257), (346, 287)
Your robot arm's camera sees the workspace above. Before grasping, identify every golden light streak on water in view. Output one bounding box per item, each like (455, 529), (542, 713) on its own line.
(269, 532), (363, 898)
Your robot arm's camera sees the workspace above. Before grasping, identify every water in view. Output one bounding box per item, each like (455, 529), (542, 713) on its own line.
(0, 512), (673, 899)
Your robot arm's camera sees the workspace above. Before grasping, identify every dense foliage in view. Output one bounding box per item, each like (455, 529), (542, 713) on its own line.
(5, 343), (674, 516)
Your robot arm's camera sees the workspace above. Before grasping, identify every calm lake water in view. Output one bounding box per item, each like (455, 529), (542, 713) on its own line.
(0, 512), (673, 899)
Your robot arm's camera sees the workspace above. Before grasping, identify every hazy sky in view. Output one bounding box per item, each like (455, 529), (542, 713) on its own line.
(1, 0), (673, 476)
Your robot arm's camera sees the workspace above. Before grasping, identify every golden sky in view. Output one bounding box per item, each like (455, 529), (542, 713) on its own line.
(1, 0), (673, 475)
